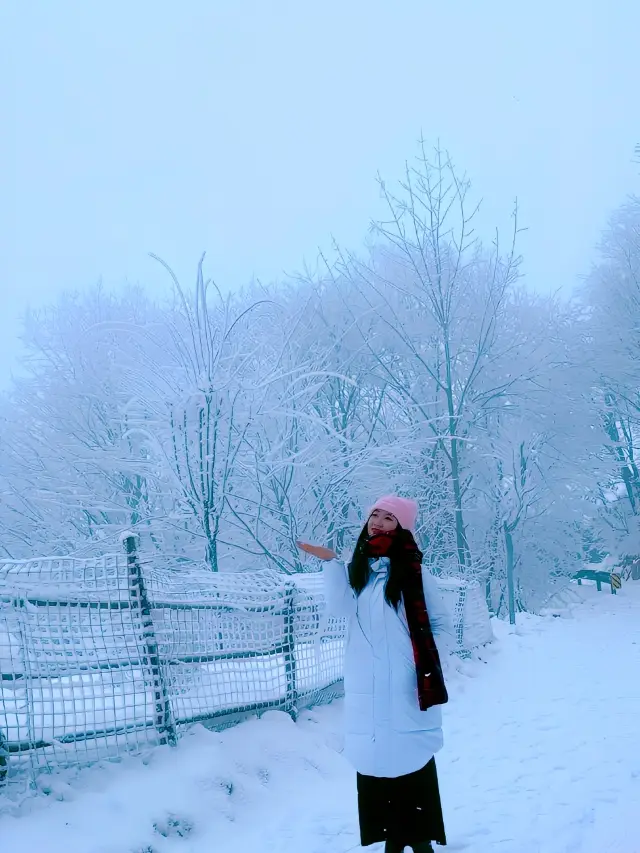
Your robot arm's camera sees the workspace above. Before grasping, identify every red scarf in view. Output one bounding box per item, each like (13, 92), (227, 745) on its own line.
(366, 532), (448, 711)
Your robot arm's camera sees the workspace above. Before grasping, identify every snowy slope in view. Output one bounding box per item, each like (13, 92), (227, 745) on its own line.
(1, 583), (639, 853)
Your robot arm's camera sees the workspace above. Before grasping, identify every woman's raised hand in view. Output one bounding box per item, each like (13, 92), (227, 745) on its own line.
(296, 541), (337, 561)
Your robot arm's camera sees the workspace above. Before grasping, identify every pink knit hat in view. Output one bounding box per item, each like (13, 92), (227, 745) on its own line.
(368, 495), (418, 532)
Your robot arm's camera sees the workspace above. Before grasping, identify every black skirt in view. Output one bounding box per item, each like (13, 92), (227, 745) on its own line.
(356, 758), (447, 848)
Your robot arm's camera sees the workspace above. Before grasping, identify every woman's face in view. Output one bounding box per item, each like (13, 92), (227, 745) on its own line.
(367, 508), (399, 537)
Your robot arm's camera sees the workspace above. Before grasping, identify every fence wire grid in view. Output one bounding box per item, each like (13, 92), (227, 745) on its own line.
(0, 536), (492, 801)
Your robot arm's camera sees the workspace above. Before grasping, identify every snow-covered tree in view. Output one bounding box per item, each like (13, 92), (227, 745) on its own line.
(581, 196), (640, 560)
(2, 142), (630, 619)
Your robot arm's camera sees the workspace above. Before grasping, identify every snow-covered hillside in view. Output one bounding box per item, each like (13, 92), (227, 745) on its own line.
(1, 583), (638, 853)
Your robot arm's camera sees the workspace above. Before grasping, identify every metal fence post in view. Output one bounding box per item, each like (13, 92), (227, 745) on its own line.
(0, 728), (7, 786)
(452, 583), (470, 658)
(282, 583), (298, 721)
(124, 535), (177, 747)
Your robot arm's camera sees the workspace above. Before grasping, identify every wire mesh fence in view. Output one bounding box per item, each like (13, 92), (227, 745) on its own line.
(0, 536), (492, 801)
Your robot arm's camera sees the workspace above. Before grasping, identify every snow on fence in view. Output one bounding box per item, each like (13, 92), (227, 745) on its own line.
(0, 536), (492, 796)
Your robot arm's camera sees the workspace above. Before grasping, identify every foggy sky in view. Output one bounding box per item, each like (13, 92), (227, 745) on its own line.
(2, 0), (639, 388)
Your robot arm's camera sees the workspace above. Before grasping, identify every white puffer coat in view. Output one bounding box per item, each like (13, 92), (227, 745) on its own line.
(324, 556), (453, 778)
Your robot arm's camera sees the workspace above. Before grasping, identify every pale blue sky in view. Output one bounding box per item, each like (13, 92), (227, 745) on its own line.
(2, 0), (639, 387)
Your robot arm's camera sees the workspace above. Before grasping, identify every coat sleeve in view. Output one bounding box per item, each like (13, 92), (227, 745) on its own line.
(323, 558), (356, 618)
(421, 569), (456, 653)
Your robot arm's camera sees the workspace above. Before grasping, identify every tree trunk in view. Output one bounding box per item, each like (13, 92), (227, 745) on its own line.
(203, 508), (218, 571)
(504, 522), (516, 626)
(444, 340), (470, 571)
(485, 571), (495, 614)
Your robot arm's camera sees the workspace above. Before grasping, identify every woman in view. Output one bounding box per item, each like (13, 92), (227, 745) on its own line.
(298, 495), (452, 853)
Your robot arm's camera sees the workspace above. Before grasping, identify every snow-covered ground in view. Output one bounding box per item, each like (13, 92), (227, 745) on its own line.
(2, 583), (639, 853)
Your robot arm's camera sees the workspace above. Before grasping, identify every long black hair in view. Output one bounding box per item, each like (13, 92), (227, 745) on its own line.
(347, 523), (423, 611)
